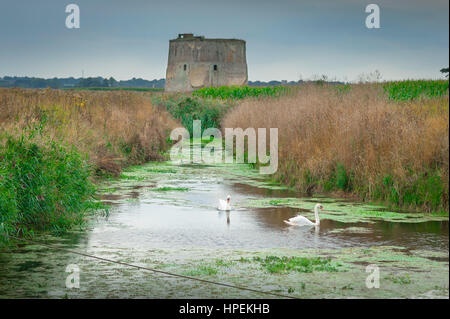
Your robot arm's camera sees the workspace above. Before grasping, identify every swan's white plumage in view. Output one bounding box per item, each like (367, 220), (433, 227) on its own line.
(284, 203), (322, 227)
(285, 215), (315, 226)
(218, 195), (231, 211)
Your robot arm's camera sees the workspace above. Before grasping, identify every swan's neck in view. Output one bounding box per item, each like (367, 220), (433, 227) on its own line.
(314, 207), (320, 226)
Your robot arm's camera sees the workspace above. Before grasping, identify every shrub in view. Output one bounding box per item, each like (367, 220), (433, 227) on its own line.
(0, 128), (100, 245)
(192, 85), (289, 100)
(153, 95), (231, 135)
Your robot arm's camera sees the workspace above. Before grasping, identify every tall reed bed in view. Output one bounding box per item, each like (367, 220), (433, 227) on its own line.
(0, 88), (177, 244)
(0, 127), (100, 241)
(223, 84), (449, 212)
(0, 88), (178, 175)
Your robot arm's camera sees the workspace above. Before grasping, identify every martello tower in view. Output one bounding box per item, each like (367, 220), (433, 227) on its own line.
(165, 33), (248, 92)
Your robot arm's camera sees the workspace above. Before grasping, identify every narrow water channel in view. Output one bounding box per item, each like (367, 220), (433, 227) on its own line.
(0, 145), (448, 298)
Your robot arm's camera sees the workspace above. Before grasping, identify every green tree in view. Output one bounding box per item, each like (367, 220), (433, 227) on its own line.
(108, 77), (117, 87)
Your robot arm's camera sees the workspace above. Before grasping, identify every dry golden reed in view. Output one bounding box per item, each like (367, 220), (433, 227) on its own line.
(0, 88), (178, 175)
(223, 84), (449, 212)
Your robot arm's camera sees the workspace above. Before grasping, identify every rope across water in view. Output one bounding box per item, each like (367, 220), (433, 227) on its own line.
(1, 234), (298, 299)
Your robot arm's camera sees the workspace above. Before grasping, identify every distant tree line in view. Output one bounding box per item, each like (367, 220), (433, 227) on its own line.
(0, 76), (308, 89)
(0, 76), (166, 89)
(2, 68), (448, 89)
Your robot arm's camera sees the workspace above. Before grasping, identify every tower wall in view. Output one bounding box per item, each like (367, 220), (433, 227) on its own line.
(165, 35), (248, 92)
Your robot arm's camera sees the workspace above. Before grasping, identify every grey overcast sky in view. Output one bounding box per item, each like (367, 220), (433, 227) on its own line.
(0, 0), (448, 81)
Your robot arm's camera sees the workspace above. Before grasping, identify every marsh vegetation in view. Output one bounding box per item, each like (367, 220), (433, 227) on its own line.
(223, 82), (449, 213)
(0, 88), (177, 244)
(0, 81), (448, 299)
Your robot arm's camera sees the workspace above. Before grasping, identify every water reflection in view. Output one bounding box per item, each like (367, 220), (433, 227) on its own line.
(76, 198), (448, 252)
(1, 160), (448, 284)
(89, 167), (450, 252)
(218, 210), (231, 226)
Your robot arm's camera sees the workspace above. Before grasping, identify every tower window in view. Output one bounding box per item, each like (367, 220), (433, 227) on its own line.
(213, 65), (218, 71)
(183, 64), (187, 71)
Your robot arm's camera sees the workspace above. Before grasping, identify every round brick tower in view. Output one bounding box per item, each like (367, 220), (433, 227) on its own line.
(165, 34), (248, 92)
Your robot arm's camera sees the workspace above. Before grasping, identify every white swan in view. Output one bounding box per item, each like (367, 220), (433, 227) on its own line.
(218, 195), (231, 211)
(284, 204), (323, 226)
